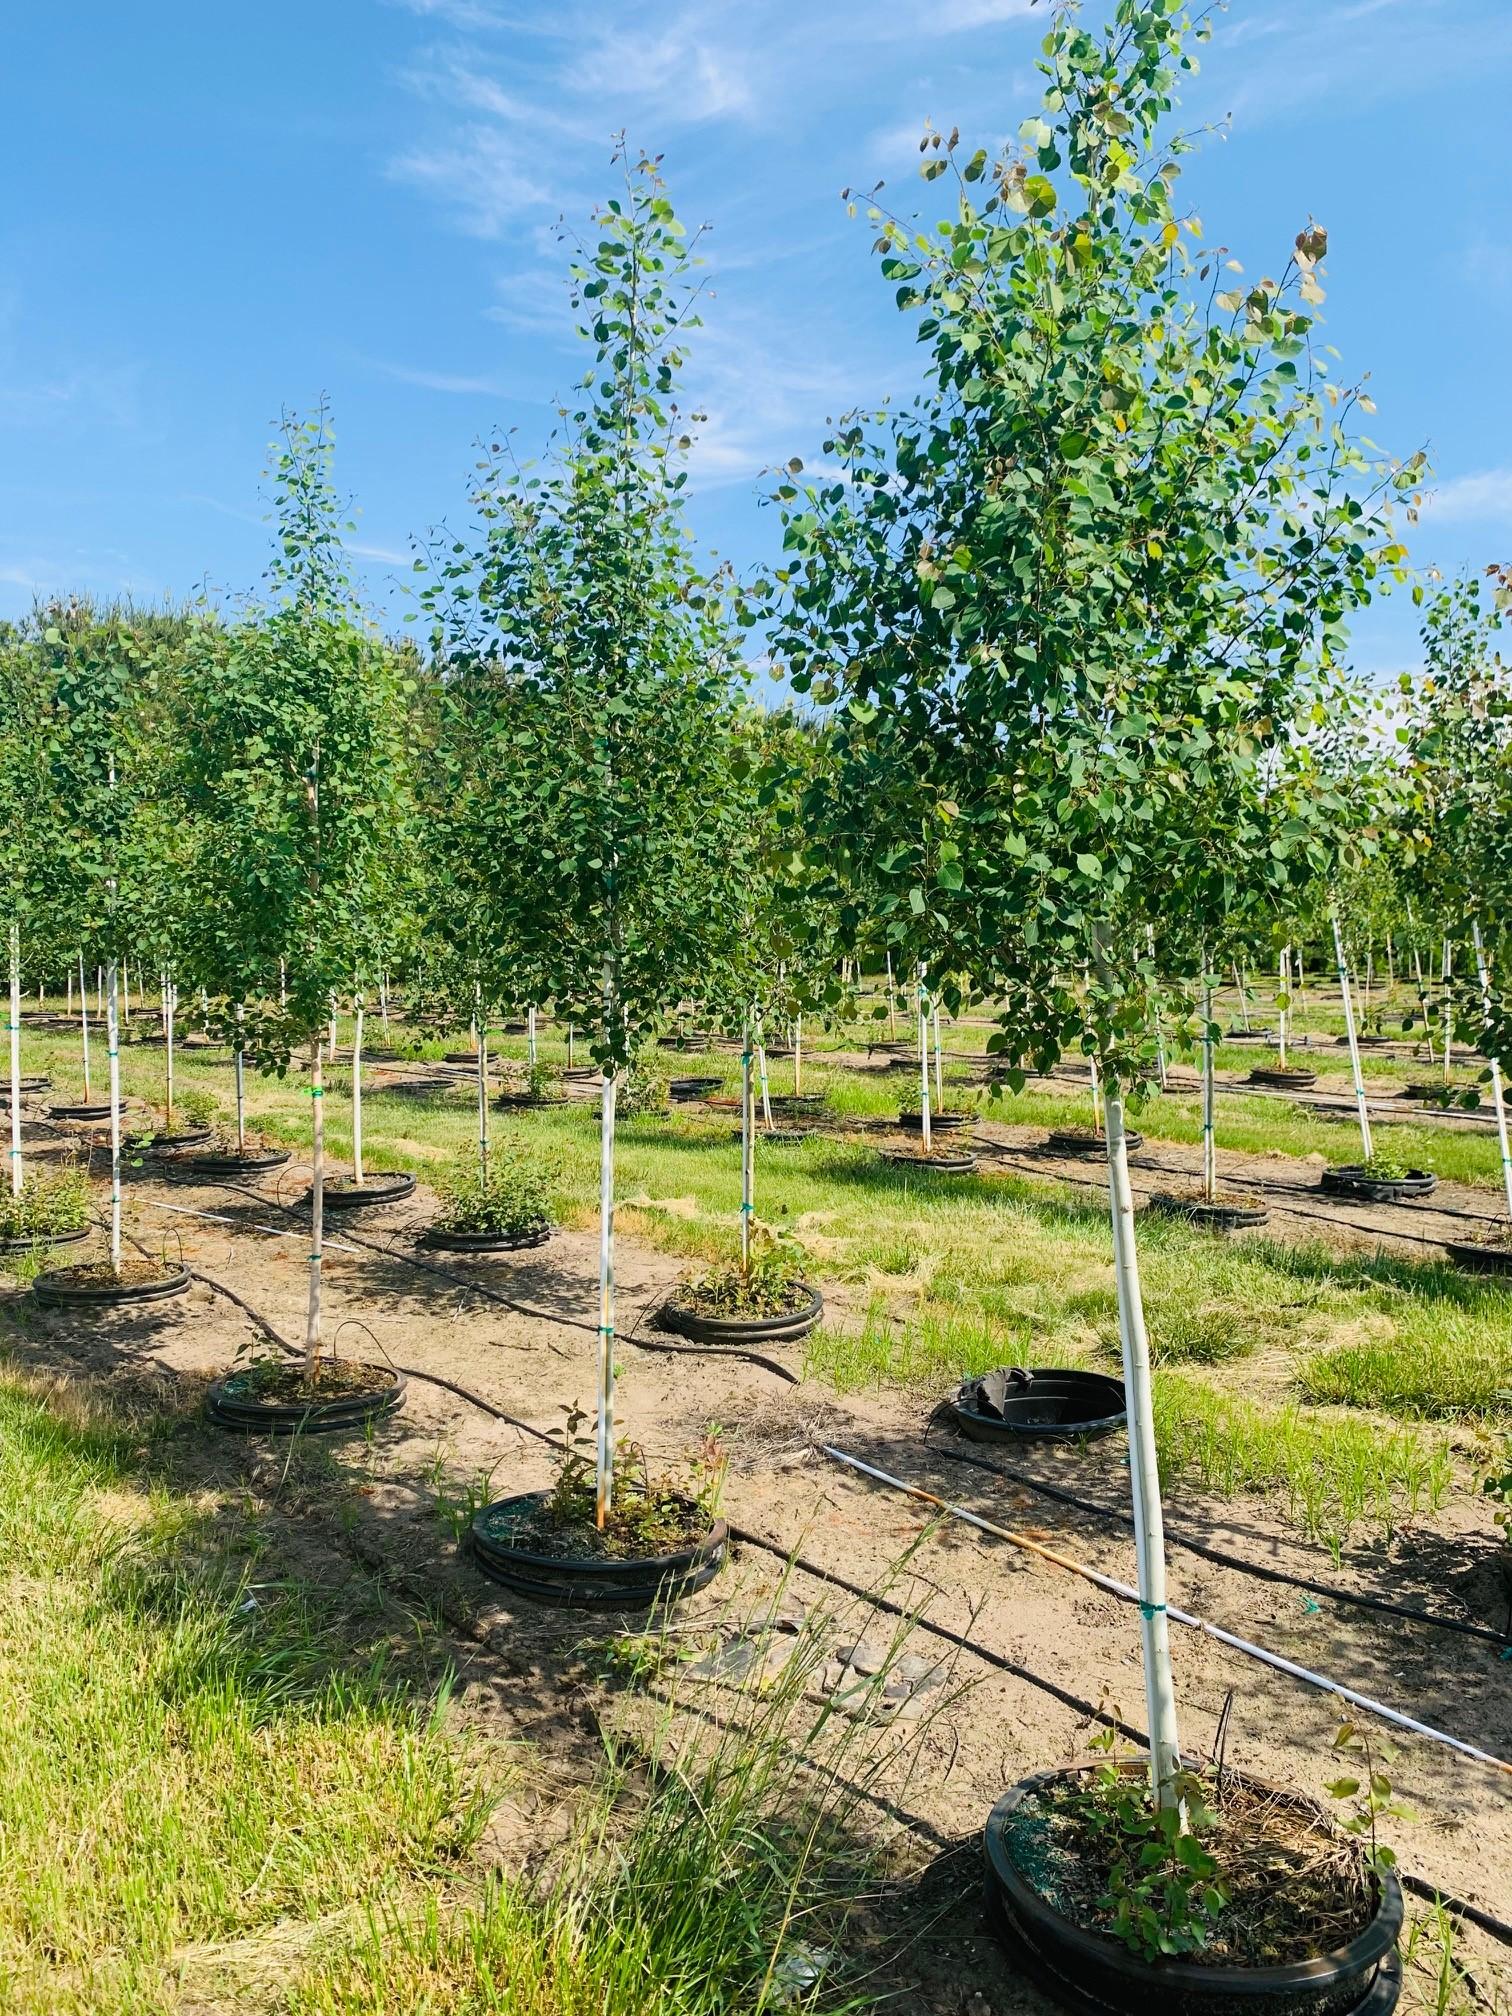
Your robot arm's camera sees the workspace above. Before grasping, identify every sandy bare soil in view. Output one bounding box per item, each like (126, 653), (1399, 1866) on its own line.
(2, 1134), (1509, 2013)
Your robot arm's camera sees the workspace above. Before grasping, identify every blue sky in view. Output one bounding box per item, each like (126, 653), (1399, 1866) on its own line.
(3, 0), (1509, 675)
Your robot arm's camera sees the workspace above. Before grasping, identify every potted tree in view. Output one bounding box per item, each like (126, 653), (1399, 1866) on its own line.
(423, 152), (759, 1597)
(765, 5), (1411, 1998)
(178, 405), (411, 1428)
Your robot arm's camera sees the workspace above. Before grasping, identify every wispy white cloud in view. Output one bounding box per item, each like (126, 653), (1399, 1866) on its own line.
(366, 357), (518, 396)
(935, 0), (1036, 25)
(1419, 469), (1512, 527)
(346, 539), (413, 565)
(566, 15), (757, 123)
(387, 126), (557, 237)
(386, 0), (509, 28)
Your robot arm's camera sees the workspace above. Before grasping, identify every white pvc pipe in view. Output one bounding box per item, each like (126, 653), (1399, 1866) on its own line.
(1202, 979), (1216, 1204)
(477, 1028), (489, 1183)
(79, 953), (91, 1101)
(886, 951), (897, 1041)
(305, 1039), (324, 1368)
(234, 1005), (247, 1151)
(1332, 912), (1373, 1162)
(1442, 939), (1454, 1085)
(741, 1022), (755, 1270)
(1103, 1091), (1183, 1808)
(1278, 948), (1289, 1068)
(107, 958), (122, 1272)
(527, 1004), (537, 1066)
(8, 922), (21, 1195)
(596, 1053), (618, 1528)
(918, 966), (932, 1154)
(1472, 924), (1512, 1226)
(794, 1015), (803, 1096)
(932, 1001), (943, 1108)
(351, 995), (365, 1186)
(164, 977), (175, 1127)
(756, 1018), (773, 1130)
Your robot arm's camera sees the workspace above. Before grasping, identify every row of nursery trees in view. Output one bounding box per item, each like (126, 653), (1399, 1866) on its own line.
(3, 4), (1511, 1812)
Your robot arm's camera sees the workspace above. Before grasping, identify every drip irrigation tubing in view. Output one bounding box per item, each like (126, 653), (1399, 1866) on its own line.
(66, 1201), (1512, 1950)
(923, 1434), (1510, 1648)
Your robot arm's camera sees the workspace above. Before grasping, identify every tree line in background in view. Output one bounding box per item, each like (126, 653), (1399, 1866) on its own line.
(2, 0), (1510, 1812)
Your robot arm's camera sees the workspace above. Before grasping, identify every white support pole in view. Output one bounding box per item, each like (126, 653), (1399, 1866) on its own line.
(1472, 924), (1512, 1227)
(164, 977), (175, 1127)
(8, 922), (21, 1196)
(1202, 976), (1217, 1205)
(794, 1014), (803, 1096)
(79, 953), (91, 1101)
(1442, 940), (1454, 1086)
(1332, 912), (1373, 1163)
(379, 971), (390, 1032)
(107, 958), (122, 1272)
(567, 1024), (575, 1071)
(755, 1018), (773, 1130)
(1232, 963), (1249, 1033)
(932, 1000), (944, 1108)
(234, 1003), (246, 1151)
(527, 1004), (537, 1066)
(1146, 927), (1167, 1091)
(595, 957), (618, 1529)
(351, 995), (365, 1186)
(305, 1038), (324, 1369)
(1090, 1052), (1103, 1136)
(1104, 1089), (1183, 1810)
(918, 965), (932, 1155)
(886, 951), (897, 1041)
(279, 957), (287, 1009)
(1278, 948), (1290, 1068)
(477, 1029), (489, 1183)
(741, 1021), (756, 1268)
(67, 968), (73, 1016)
(1411, 940), (1435, 1065)
(328, 993), (338, 1058)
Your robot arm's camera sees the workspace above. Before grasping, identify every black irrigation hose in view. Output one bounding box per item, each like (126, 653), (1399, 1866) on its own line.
(924, 1434), (1511, 1650)
(94, 1209), (1512, 1955)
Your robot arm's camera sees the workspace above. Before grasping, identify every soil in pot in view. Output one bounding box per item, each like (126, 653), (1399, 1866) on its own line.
(421, 1222), (553, 1253)
(1248, 1066), (1318, 1091)
(1146, 1185), (1269, 1232)
(188, 1143), (293, 1177)
(984, 1762), (1401, 2016)
(952, 1366), (1126, 1441)
(206, 1359), (405, 1435)
(898, 1107), (973, 1132)
(47, 1101), (117, 1123)
(33, 1257), (190, 1308)
(670, 1075), (724, 1099)
(1320, 1164), (1436, 1204)
(318, 1171), (417, 1210)
(0, 1075), (50, 1099)
(132, 1126), (215, 1156)
(1045, 1127), (1144, 1156)
(470, 1488), (726, 1606)
(880, 1146), (978, 1174)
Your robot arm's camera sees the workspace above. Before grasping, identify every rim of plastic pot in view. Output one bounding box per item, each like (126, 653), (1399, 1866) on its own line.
(470, 1489), (727, 1607)
(420, 1223), (553, 1253)
(494, 1092), (570, 1110)
(1443, 1238), (1512, 1278)
(1320, 1167), (1436, 1203)
(0, 1224), (90, 1254)
(187, 1147), (293, 1177)
(316, 1171), (418, 1211)
(33, 1262), (191, 1308)
(1147, 1193), (1270, 1232)
(898, 1108), (972, 1132)
(1045, 1128), (1144, 1156)
(657, 1281), (823, 1345)
(205, 1364), (406, 1436)
(951, 1370), (1127, 1442)
(46, 1102), (119, 1122)
(880, 1147), (978, 1174)
(983, 1763), (1403, 2016)
(137, 1126), (216, 1156)
(1248, 1067), (1319, 1089)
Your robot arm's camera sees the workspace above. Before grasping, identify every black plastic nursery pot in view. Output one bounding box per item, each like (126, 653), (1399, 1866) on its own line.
(205, 1364), (406, 1436)
(1147, 1192), (1270, 1233)
(881, 1147), (978, 1174)
(1248, 1066), (1319, 1091)
(768, 1093), (827, 1114)
(1044, 1128), (1144, 1157)
(733, 1126), (814, 1146)
(1402, 1082), (1474, 1104)
(46, 1101), (117, 1123)
(983, 1764), (1403, 2016)
(33, 1261), (191, 1309)
(951, 1367), (1126, 1442)
(317, 1171), (417, 1211)
(1319, 1167), (1437, 1205)
(670, 1075), (723, 1099)
(443, 1050), (483, 1066)
(1443, 1237), (1512, 1278)
(420, 1223), (553, 1254)
(137, 1126), (215, 1157)
(187, 1146), (293, 1178)
(658, 1280), (824, 1347)
(0, 1074), (50, 1097)
(470, 1490), (727, 1607)
(898, 1108), (972, 1133)
(0, 1224), (90, 1255)
(494, 1092), (570, 1111)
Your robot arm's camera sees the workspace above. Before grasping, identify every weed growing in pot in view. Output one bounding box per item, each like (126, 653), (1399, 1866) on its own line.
(1356, 1153), (1411, 1184)
(676, 1230), (810, 1319)
(1324, 1721), (1413, 1878)
(525, 1403), (726, 1560)
(0, 1164), (91, 1243)
(619, 1053), (671, 1119)
(435, 1150), (554, 1242)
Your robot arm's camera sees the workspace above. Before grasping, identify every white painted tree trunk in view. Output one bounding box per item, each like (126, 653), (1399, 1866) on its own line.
(8, 923), (21, 1196)
(741, 1022), (756, 1269)
(595, 1059), (618, 1528)
(477, 1030), (490, 1182)
(79, 953), (91, 1101)
(1104, 1090), (1183, 1810)
(1333, 912), (1373, 1162)
(107, 959), (122, 1272)
(917, 967), (932, 1155)
(1201, 980), (1218, 1203)
(351, 996), (365, 1185)
(1472, 924), (1512, 1226)
(234, 1003), (246, 1151)
(305, 1039), (324, 1371)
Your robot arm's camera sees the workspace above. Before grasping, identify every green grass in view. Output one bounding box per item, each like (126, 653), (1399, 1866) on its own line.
(0, 1369), (488, 2015)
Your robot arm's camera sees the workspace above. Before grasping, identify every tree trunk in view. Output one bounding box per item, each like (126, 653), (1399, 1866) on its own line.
(8, 922), (21, 1197)
(305, 1039), (324, 1373)
(1202, 979), (1217, 1205)
(1332, 912), (1374, 1162)
(234, 1003), (246, 1150)
(741, 1021), (756, 1269)
(1472, 924), (1512, 1227)
(1104, 1090), (1183, 1810)
(351, 996), (364, 1186)
(595, 1059), (618, 1529)
(107, 958), (122, 1272)
(918, 966), (932, 1155)
(79, 953), (91, 1101)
